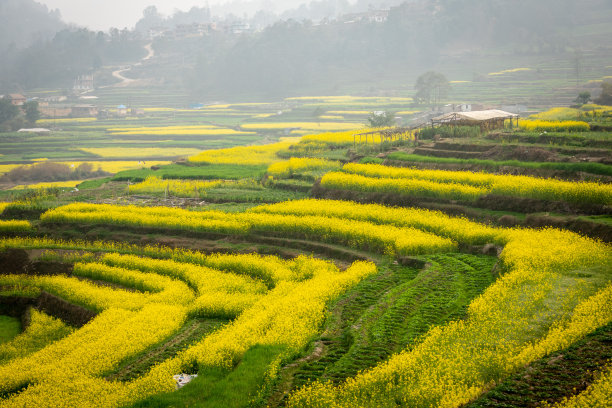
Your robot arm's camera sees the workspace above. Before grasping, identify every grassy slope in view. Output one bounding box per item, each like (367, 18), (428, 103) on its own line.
(131, 344), (288, 408)
(112, 164), (268, 182)
(386, 152), (612, 177)
(0, 316), (20, 343)
(271, 253), (497, 406)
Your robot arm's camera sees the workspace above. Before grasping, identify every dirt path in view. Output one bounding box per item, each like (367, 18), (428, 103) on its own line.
(111, 66), (136, 85)
(107, 42), (154, 88)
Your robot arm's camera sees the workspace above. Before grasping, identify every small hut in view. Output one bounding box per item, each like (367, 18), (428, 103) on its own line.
(354, 126), (419, 148)
(431, 109), (519, 131)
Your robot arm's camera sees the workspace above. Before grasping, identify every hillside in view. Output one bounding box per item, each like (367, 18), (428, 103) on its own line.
(0, 0), (65, 51)
(0, 100), (611, 407)
(2, 0), (612, 103)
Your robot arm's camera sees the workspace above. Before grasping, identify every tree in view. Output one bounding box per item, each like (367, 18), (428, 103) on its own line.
(415, 71), (450, 106)
(594, 82), (612, 106)
(23, 100), (40, 125)
(0, 98), (19, 127)
(367, 111), (396, 127)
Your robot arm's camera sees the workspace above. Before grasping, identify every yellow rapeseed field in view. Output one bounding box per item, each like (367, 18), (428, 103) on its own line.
(529, 107), (581, 121)
(518, 119), (590, 132)
(0, 234), (377, 408)
(10, 180), (82, 190)
(36, 118), (97, 125)
(241, 122), (362, 131)
(327, 110), (370, 115)
(0, 164), (21, 175)
(0, 185), (610, 408)
(0, 309), (74, 363)
(189, 140), (297, 165)
(0, 220), (32, 233)
(108, 125), (255, 136)
(331, 163), (612, 205)
(80, 147), (202, 159)
(58, 161), (171, 173)
(267, 158), (341, 178)
(287, 227), (612, 407)
(129, 176), (222, 197)
(488, 67), (532, 76)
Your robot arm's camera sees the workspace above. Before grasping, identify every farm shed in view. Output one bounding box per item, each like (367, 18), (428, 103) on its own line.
(354, 126), (419, 147)
(71, 104), (99, 117)
(431, 109), (519, 131)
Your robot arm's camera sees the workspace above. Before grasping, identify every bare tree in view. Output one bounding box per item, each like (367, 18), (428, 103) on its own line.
(415, 71), (450, 106)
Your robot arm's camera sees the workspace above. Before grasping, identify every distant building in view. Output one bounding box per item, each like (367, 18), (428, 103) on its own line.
(175, 23), (214, 38)
(41, 95), (68, 103)
(71, 104), (99, 117)
(18, 128), (51, 134)
(148, 26), (170, 40)
(74, 75), (94, 90)
(39, 106), (71, 118)
(130, 108), (145, 116)
(340, 9), (390, 24)
(231, 23), (251, 35)
(8, 94), (26, 106)
(117, 105), (128, 116)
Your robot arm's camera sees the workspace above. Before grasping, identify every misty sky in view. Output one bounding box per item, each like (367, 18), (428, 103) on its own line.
(37, 0), (229, 31)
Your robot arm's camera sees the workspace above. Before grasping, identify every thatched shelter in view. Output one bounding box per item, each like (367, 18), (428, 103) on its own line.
(431, 109), (519, 131)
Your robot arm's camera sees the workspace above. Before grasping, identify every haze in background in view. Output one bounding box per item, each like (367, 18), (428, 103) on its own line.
(35, 0), (328, 30)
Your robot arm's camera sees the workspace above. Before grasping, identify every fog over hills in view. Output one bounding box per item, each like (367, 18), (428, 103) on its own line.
(36, 0), (407, 31)
(2, 0), (611, 105)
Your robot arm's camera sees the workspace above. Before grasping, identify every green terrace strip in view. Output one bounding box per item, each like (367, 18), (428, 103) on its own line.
(0, 310), (74, 364)
(320, 163), (612, 205)
(112, 164), (268, 182)
(486, 131), (612, 148)
(288, 253), (497, 389)
(386, 152), (612, 177)
(0, 316), (21, 344)
(131, 344), (288, 408)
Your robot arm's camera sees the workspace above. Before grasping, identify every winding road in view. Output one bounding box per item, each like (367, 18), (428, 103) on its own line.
(110, 43), (155, 87)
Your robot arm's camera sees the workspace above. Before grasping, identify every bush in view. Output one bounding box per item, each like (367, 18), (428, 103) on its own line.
(0, 162), (109, 183)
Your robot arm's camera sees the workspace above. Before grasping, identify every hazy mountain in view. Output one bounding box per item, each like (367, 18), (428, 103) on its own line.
(0, 0), (66, 51)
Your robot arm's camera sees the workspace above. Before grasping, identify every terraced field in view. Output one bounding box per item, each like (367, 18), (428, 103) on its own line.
(0, 103), (611, 407)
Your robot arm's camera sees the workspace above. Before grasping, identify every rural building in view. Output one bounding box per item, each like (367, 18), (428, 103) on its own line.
(41, 95), (68, 103)
(7, 94), (26, 106)
(130, 108), (145, 116)
(340, 9), (390, 24)
(230, 23), (251, 34)
(431, 109), (519, 131)
(39, 106), (71, 118)
(73, 75), (94, 90)
(71, 104), (99, 117)
(175, 23), (214, 38)
(117, 105), (128, 116)
(18, 128), (51, 134)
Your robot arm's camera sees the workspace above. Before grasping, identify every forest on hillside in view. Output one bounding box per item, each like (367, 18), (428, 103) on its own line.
(1, 0), (610, 98)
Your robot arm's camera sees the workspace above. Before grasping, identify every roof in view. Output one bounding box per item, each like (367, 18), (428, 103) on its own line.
(9, 94), (26, 99)
(117, 104), (127, 109)
(18, 128), (51, 133)
(433, 109), (518, 123)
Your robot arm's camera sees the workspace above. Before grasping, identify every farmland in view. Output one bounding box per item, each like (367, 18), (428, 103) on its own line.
(1, 95), (612, 408)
